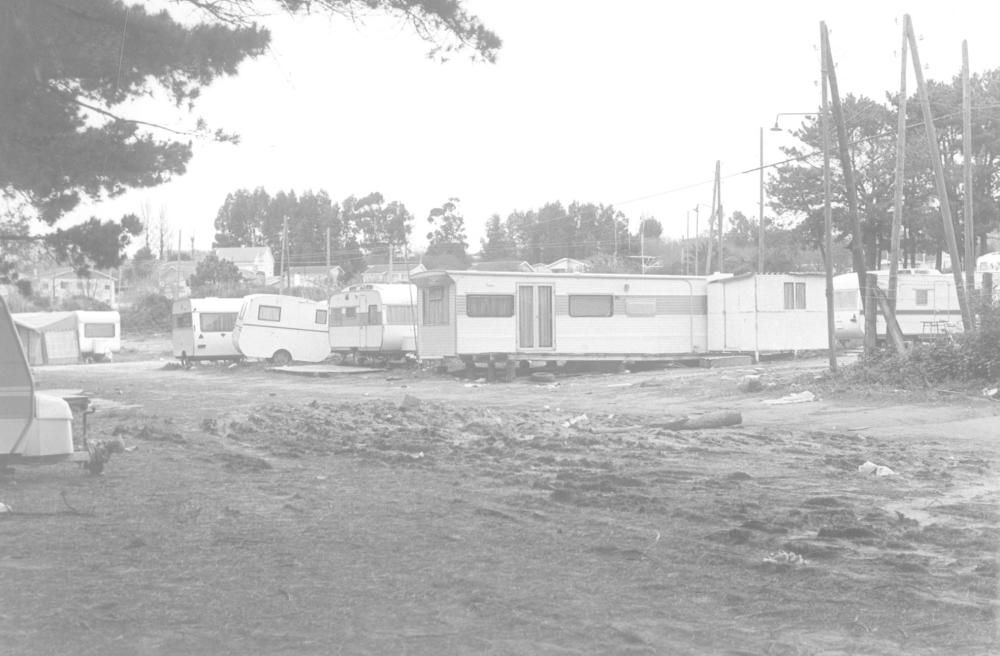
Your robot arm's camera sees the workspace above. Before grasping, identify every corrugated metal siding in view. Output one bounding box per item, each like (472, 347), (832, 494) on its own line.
(552, 294), (707, 316)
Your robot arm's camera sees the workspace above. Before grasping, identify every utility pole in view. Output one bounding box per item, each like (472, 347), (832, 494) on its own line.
(279, 216), (288, 294)
(706, 174), (716, 275)
(640, 218), (646, 274)
(716, 160), (724, 274)
(889, 21), (908, 312)
(962, 40), (975, 308)
(190, 235), (195, 260)
(758, 127), (765, 273)
(175, 230), (181, 300)
(823, 23), (875, 352)
(820, 22), (837, 372)
(905, 15), (973, 332)
(694, 205), (700, 275)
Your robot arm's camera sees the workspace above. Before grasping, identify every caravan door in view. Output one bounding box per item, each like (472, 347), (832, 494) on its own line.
(516, 284), (555, 352)
(356, 291), (384, 350)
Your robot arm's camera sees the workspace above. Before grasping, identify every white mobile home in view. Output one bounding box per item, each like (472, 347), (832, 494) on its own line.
(410, 270), (709, 362)
(707, 273), (829, 353)
(232, 294), (330, 364)
(172, 297), (245, 364)
(74, 311), (121, 361)
(328, 283), (418, 358)
(833, 269), (963, 341)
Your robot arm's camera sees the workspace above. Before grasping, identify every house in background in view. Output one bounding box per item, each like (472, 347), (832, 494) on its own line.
(469, 261), (537, 272)
(33, 268), (118, 308)
(361, 262), (426, 284)
(536, 258), (590, 274)
(157, 260), (199, 299)
(213, 247), (275, 285)
(287, 265), (344, 289)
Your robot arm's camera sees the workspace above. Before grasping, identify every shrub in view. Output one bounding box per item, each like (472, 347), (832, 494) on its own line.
(122, 293), (172, 333)
(838, 304), (1000, 387)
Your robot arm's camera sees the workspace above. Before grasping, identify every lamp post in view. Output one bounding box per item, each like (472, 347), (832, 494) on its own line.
(760, 113), (816, 273)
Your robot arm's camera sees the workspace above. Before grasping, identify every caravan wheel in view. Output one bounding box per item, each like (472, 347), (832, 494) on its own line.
(271, 350), (292, 366)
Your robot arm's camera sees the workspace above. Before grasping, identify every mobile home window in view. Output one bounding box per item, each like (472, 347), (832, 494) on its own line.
(200, 312), (236, 333)
(329, 308), (343, 326)
(466, 294), (515, 317)
(385, 305), (415, 325)
(569, 294), (613, 317)
(423, 286), (448, 325)
(315, 309), (328, 325)
(624, 297), (657, 317)
(783, 282), (806, 310)
(258, 305), (281, 322)
(368, 305), (382, 325)
(915, 289), (929, 306)
(174, 312), (193, 329)
(83, 323), (116, 338)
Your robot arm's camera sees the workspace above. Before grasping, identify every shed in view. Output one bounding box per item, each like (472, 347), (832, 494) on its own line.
(12, 311), (80, 365)
(707, 273), (829, 354)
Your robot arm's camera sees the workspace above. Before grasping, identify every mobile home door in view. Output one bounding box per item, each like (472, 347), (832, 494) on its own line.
(516, 284), (554, 351)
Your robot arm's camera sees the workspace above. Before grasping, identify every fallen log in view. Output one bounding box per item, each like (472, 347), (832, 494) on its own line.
(651, 410), (743, 431)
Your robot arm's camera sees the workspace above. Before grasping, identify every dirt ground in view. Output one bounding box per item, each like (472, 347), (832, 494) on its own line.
(2, 336), (998, 655)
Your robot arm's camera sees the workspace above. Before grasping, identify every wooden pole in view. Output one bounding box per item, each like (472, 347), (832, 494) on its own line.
(758, 127), (765, 273)
(694, 206), (700, 275)
(905, 15), (972, 332)
(820, 22), (837, 372)
(717, 161), (724, 274)
(280, 216), (287, 294)
(706, 167), (717, 275)
(888, 23), (907, 313)
(822, 24), (875, 352)
(962, 40), (976, 312)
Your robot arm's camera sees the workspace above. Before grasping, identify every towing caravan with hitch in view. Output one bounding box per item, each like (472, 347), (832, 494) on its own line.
(1, 296), (112, 474)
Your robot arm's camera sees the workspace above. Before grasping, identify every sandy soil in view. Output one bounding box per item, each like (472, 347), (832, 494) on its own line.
(1, 339), (998, 655)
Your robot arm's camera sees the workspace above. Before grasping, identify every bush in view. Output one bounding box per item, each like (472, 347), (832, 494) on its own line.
(58, 295), (112, 311)
(122, 293), (172, 333)
(839, 304), (1000, 387)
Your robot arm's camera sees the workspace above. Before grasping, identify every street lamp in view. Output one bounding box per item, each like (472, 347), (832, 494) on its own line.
(760, 113), (816, 272)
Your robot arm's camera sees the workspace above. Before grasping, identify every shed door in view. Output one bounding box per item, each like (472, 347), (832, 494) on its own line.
(517, 284), (554, 351)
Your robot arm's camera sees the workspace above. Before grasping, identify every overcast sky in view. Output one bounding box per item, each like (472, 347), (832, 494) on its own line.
(66, 0), (1000, 256)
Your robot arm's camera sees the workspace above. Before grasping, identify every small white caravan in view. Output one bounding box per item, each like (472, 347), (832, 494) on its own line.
(328, 283), (418, 359)
(172, 297), (245, 364)
(232, 294), (330, 364)
(74, 310), (121, 361)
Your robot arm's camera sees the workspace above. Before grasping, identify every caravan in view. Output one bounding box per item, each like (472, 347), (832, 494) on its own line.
(233, 294), (330, 365)
(74, 311), (121, 361)
(328, 283), (418, 360)
(833, 269), (963, 341)
(172, 297), (245, 365)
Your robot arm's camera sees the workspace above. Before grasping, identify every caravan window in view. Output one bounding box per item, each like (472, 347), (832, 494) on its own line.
(200, 313), (236, 333)
(84, 323), (116, 338)
(624, 297), (657, 317)
(315, 309), (328, 325)
(385, 305), (415, 325)
(467, 294), (515, 317)
(174, 312), (193, 329)
(915, 289), (930, 306)
(569, 295), (613, 317)
(329, 308), (343, 326)
(258, 305), (281, 322)
(368, 305), (382, 325)
(423, 286), (448, 325)
(783, 282), (806, 310)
